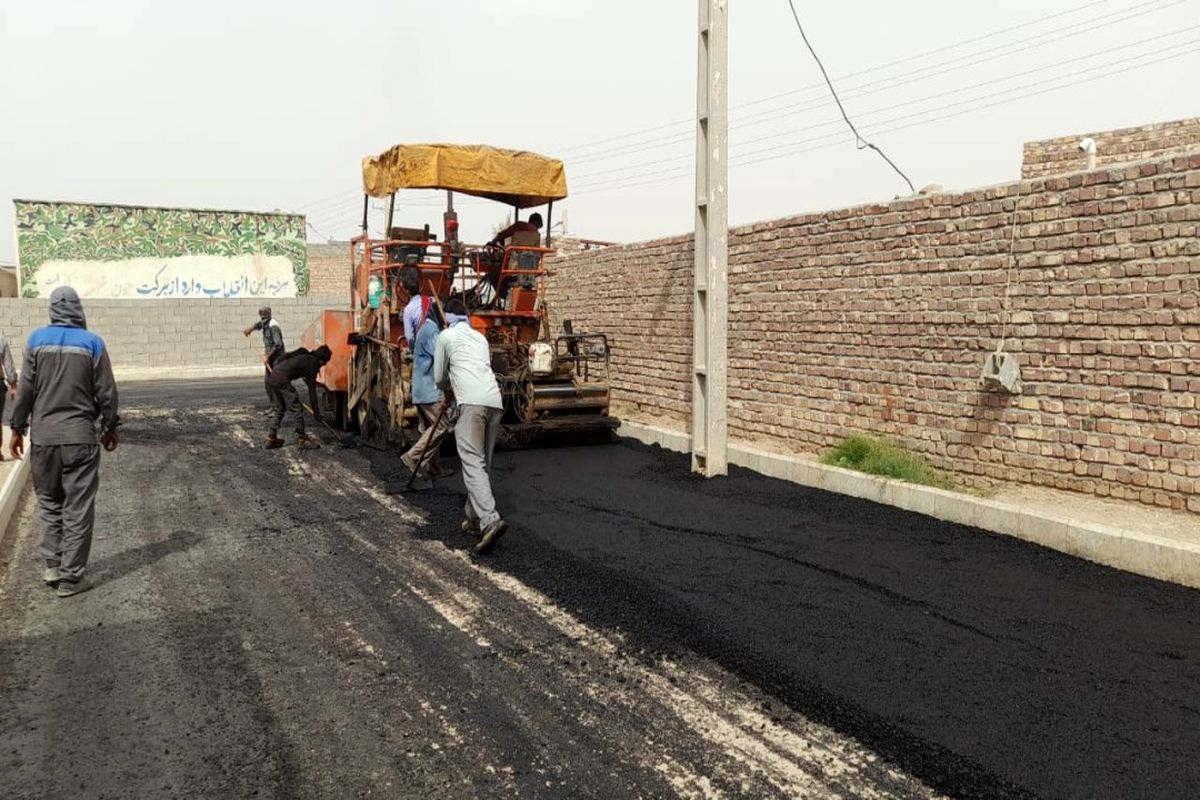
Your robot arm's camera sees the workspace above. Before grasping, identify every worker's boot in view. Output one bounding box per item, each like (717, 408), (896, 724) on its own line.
(474, 519), (509, 555)
(296, 434), (319, 450)
(55, 576), (93, 598)
(265, 435), (284, 449)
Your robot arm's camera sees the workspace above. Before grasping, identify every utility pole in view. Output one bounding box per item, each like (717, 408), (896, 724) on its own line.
(693, 0), (728, 477)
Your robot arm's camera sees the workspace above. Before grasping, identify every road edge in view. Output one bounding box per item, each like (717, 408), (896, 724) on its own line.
(0, 452), (31, 555)
(114, 365), (262, 382)
(618, 419), (1200, 591)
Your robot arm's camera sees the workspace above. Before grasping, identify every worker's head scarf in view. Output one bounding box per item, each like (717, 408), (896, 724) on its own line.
(48, 286), (87, 330)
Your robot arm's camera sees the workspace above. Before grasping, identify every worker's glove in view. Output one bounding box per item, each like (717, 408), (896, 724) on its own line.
(100, 430), (119, 452)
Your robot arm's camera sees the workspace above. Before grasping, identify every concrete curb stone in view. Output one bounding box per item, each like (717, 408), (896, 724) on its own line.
(0, 441), (31, 553)
(617, 419), (1200, 592)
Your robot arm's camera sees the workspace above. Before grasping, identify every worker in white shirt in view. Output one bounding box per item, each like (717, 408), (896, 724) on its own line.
(433, 298), (507, 554)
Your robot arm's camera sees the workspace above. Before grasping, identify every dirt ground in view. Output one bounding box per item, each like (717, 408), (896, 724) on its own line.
(1, 378), (1198, 799)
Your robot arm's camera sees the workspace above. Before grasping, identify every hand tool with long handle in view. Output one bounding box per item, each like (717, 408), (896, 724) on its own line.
(403, 396), (450, 491)
(398, 280), (454, 490)
(299, 401), (365, 449)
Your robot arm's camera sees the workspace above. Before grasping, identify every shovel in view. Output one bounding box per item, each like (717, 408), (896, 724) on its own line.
(300, 402), (359, 449)
(391, 398), (450, 494)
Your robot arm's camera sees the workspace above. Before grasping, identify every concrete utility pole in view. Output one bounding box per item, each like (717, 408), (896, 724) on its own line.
(693, 0), (728, 476)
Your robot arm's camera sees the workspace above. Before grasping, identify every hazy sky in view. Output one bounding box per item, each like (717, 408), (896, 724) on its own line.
(1, 0), (1197, 263)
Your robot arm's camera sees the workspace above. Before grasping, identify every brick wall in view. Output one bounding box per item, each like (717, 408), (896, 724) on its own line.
(546, 235), (694, 423)
(547, 152), (1200, 512)
(0, 297), (337, 372)
(1022, 118), (1200, 179)
(307, 242), (350, 298)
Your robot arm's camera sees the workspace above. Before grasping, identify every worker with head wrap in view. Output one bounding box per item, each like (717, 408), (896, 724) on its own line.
(244, 306), (285, 407)
(399, 267), (453, 479)
(434, 298), (508, 554)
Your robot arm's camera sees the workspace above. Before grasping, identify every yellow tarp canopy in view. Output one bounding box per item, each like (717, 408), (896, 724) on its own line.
(362, 144), (568, 208)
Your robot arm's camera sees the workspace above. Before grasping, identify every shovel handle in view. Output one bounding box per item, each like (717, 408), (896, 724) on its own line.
(405, 399), (450, 488)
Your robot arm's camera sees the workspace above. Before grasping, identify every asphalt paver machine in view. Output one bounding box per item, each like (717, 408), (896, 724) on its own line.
(302, 143), (616, 446)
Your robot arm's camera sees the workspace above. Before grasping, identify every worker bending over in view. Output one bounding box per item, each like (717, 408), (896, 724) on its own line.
(400, 268), (452, 478)
(265, 345), (332, 450)
(434, 299), (507, 554)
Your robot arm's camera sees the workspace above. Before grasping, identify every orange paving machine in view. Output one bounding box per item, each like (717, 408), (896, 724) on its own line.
(301, 143), (616, 446)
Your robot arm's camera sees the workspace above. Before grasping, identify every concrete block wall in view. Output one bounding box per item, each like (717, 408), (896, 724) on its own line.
(1022, 118), (1200, 179)
(546, 152), (1200, 512)
(0, 296), (344, 371)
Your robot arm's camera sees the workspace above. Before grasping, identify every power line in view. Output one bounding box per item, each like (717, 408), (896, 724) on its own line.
(772, 0), (1174, 111)
(567, 0), (1181, 170)
(556, 0), (1118, 158)
(305, 220), (336, 243)
(733, 0), (1120, 111)
(733, 43), (1198, 170)
(571, 30), (1198, 184)
(781, 1), (908, 189)
(572, 45), (1197, 195)
(577, 44), (1196, 193)
(731, 1), (1187, 130)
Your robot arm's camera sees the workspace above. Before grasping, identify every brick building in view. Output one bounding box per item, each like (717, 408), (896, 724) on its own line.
(1022, 117), (1200, 179)
(307, 242), (350, 298)
(546, 146), (1200, 513)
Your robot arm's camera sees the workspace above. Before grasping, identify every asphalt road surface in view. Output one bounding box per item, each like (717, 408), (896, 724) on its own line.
(1, 378), (1197, 799)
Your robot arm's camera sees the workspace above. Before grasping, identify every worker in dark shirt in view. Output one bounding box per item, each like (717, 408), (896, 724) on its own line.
(265, 345), (332, 449)
(10, 287), (119, 597)
(487, 212), (542, 247)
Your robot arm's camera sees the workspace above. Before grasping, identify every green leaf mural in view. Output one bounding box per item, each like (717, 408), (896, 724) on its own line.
(14, 201), (308, 298)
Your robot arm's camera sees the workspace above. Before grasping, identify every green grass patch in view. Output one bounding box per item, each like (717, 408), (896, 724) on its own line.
(821, 434), (954, 490)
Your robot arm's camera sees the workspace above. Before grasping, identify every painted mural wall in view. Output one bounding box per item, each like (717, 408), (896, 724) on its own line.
(13, 201), (308, 299)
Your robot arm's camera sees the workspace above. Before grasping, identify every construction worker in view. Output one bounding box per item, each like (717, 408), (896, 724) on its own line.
(0, 330), (17, 461)
(434, 298), (507, 554)
(488, 212), (542, 247)
(243, 306), (285, 406)
(265, 345), (332, 450)
(10, 287), (119, 598)
(400, 268), (453, 478)
(400, 266), (428, 345)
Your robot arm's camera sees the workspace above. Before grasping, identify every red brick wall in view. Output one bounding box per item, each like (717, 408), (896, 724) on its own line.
(1022, 118), (1200, 179)
(545, 235), (694, 423)
(307, 242), (350, 298)
(546, 152), (1200, 511)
